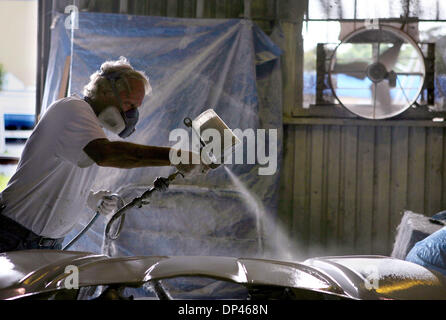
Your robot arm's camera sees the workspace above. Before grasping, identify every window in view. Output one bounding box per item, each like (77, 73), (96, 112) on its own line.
(0, 0), (38, 190)
(299, 0), (446, 120)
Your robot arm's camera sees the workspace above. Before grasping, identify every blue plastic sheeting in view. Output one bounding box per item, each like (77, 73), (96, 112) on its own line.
(43, 12), (283, 259)
(406, 227), (446, 276)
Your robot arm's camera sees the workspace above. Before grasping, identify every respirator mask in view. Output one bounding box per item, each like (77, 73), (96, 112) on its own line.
(97, 71), (139, 138)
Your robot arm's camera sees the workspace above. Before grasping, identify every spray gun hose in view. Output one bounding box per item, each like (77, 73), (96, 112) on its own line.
(62, 212), (100, 250)
(63, 194), (125, 250)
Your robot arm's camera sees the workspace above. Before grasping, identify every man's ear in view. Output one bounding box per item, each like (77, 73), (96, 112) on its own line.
(100, 91), (118, 106)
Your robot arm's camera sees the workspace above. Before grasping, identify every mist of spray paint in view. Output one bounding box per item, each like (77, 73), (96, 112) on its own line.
(224, 166), (304, 262)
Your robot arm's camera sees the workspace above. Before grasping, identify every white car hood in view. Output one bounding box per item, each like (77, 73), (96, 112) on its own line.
(1, 250), (446, 300)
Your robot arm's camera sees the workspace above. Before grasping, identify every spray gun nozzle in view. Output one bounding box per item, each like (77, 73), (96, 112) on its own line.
(169, 171), (184, 181)
(153, 171), (184, 191)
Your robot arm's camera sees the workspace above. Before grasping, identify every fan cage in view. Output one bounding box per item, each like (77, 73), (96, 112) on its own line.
(326, 25), (427, 120)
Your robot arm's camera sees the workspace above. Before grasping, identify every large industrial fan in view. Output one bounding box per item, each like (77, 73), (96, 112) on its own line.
(320, 25), (431, 119)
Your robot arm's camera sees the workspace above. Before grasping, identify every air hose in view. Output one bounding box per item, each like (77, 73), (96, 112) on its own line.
(62, 194), (125, 250)
(62, 212), (99, 250)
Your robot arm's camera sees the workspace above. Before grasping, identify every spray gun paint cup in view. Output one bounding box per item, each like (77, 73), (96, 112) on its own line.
(187, 109), (241, 169)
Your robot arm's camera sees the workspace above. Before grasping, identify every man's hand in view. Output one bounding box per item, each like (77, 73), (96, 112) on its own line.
(87, 190), (119, 219)
(153, 177), (170, 191)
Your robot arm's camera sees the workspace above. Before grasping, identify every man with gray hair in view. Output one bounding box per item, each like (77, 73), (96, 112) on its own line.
(0, 57), (204, 252)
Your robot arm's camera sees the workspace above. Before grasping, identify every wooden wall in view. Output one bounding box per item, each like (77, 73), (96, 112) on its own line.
(51, 0), (275, 32)
(280, 123), (446, 258)
(39, 0), (446, 258)
(276, 1), (446, 258)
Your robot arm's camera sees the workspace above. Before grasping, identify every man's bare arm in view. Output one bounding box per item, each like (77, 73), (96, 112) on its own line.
(83, 138), (173, 168)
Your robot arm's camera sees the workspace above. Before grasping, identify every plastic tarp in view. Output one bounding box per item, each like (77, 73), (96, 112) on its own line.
(43, 12), (283, 261)
(391, 211), (443, 260)
(406, 227), (446, 276)
(405, 211), (446, 276)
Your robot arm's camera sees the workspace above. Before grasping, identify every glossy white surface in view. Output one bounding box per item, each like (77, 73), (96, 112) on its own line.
(2, 250), (446, 300)
(304, 255), (446, 300)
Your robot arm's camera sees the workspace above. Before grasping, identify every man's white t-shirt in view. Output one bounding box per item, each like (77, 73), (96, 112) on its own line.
(0, 96), (107, 238)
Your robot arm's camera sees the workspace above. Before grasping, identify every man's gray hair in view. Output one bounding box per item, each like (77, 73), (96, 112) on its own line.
(83, 56), (152, 100)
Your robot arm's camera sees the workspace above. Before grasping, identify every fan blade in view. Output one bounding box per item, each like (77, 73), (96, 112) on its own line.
(332, 61), (369, 79)
(371, 81), (392, 118)
(379, 42), (402, 71)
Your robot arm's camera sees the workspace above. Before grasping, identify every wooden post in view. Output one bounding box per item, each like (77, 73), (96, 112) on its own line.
(316, 43), (326, 105)
(277, 0), (308, 253)
(276, 0), (307, 117)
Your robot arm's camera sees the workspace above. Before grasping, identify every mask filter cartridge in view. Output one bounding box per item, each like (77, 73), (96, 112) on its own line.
(98, 106), (126, 134)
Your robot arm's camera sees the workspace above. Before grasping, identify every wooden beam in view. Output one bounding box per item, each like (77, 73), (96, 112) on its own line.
(292, 103), (446, 119)
(281, 21), (298, 117)
(37, 0), (53, 118)
(283, 116), (446, 128)
(277, 0), (305, 115)
(58, 56), (71, 100)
